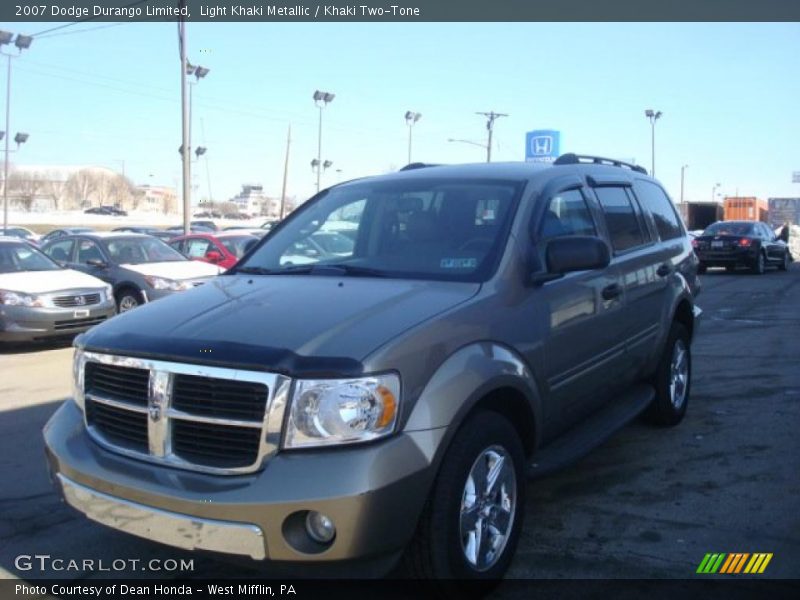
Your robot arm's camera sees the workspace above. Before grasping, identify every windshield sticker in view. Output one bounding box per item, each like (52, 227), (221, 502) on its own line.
(440, 258), (478, 269)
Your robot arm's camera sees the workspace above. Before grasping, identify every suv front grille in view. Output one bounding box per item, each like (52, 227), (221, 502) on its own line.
(172, 374), (269, 420)
(85, 362), (149, 406)
(79, 353), (287, 475)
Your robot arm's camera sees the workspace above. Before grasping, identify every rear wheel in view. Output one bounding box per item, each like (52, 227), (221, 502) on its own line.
(643, 322), (691, 427)
(779, 251), (791, 272)
(697, 262), (707, 274)
(751, 251), (766, 275)
(404, 411), (525, 589)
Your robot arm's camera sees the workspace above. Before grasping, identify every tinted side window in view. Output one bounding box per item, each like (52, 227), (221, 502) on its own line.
(540, 189), (597, 240)
(594, 187), (646, 252)
(634, 181), (684, 241)
(77, 239), (104, 263)
(44, 240), (74, 262)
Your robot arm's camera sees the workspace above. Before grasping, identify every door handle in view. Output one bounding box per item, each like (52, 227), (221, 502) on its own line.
(656, 263), (672, 277)
(602, 283), (622, 300)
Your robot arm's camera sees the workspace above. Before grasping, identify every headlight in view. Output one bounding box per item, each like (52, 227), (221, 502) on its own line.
(0, 289), (45, 307)
(144, 276), (192, 291)
(103, 284), (113, 300)
(284, 374), (400, 449)
(72, 348), (87, 412)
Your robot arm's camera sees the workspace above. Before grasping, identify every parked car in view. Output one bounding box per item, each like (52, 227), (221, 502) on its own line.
(692, 220), (792, 274)
(40, 232), (222, 312)
(40, 227), (95, 245)
(166, 225), (215, 235)
(84, 206), (127, 216)
(191, 220), (219, 231)
(45, 155), (700, 583)
(169, 231), (260, 270)
(0, 226), (40, 245)
(0, 237), (115, 342)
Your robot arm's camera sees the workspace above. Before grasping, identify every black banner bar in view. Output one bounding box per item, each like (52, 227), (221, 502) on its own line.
(3, 0), (800, 24)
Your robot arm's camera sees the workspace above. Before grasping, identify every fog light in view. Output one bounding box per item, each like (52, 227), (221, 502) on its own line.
(305, 511), (336, 544)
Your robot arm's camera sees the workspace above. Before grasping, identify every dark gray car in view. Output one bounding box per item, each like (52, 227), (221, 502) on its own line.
(40, 232), (222, 313)
(44, 155), (701, 584)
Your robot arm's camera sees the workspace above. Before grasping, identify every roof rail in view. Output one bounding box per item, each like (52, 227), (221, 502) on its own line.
(399, 162), (441, 171)
(553, 153), (648, 175)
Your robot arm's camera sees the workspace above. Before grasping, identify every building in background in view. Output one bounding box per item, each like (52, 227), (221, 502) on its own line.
(136, 185), (178, 214)
(229, 184), (280, 217)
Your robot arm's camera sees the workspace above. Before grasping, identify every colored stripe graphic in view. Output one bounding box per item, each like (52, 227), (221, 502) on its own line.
(697, 553), (726, 574)
(720, 553), (749, 573)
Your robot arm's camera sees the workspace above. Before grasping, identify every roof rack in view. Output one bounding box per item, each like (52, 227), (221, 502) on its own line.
(399, 162), (441, 171)
(553, 153), (648, 175)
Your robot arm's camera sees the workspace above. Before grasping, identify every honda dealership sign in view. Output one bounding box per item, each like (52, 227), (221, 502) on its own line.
(525, 130), (560, 163)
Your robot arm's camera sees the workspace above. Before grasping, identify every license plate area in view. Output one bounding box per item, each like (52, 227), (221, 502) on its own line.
(711, 241), (724, 248)
(73, 309), (90, 318)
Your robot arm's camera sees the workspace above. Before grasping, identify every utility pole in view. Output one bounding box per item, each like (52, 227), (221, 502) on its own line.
(179, 1), (191, 234)
(476, 111), (508, 162)
(680, 164), (688, 205)
(280, 125), (291, 219)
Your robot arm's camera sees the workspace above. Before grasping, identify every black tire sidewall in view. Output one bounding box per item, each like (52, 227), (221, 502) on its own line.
(426, 411), (526, 581)
(646, 323), (691, 426)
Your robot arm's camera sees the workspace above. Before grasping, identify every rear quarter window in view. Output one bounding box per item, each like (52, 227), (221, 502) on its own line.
(593, 186), (647, 252)
(634, 180), (684, 241)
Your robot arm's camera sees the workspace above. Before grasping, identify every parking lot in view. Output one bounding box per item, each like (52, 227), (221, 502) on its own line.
(1, 266), (799, 587)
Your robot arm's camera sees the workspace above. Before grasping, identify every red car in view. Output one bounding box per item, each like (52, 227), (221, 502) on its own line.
(168, 232), (259, 270)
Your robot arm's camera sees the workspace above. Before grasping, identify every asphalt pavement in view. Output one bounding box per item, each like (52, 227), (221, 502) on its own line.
(0, 265), (798, 589)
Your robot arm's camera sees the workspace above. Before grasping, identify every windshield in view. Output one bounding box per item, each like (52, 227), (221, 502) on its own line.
(0, 243), (61, 273)
(703, 222), (755, 236)
(103, 237), (187, 264)
(236, 177), (523, 282)
(219, 236), (259, 258)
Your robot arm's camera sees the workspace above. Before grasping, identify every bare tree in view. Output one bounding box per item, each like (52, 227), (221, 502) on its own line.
(64, 169), (100, 209)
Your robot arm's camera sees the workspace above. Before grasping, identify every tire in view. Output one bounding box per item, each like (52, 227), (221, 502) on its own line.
(697, 263), (707, 274)
(643, 322), (691, 427)
(404, 411), (526, 589)
(779, 251), (791, 272)
(751, 251), (766, 275)
(115, 288), (143, 313)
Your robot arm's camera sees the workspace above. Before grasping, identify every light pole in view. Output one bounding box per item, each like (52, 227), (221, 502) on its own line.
(184, 62), (209, 223)
(311, 159), (333, 187)
(644, 109), (662, 176)
(711, 182), (721, 203)
(680, 164), (688, 204)
(404, 111), (421, 164)
(313, 90), (335, 193)
(1, 30), (32, 232)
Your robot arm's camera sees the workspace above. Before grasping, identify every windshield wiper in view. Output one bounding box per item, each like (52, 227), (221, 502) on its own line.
(234, 265), (276, 275)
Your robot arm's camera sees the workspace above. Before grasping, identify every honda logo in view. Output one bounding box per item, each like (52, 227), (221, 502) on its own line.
(531, 135), (553, 156)
(74, 296), (86, 305)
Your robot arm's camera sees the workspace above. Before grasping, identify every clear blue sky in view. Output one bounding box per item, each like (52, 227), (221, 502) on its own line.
(5, 21), (800, 205)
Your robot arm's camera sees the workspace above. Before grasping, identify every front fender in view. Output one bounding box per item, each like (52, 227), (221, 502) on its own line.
(404, 341), (543, 445)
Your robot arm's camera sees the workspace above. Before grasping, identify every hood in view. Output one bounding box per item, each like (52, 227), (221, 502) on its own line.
(0, 268), (107, 294)
(121, 261), (223, 279)
(81, 275), (480, 376)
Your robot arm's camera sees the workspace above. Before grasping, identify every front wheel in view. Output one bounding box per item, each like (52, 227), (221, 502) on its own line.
(116, 288), (143, 313)
(404, 411), (525, 587)
(643, 322), (691, 427)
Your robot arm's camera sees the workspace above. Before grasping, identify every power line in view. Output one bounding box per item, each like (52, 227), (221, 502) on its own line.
(31, 1), (151, 38)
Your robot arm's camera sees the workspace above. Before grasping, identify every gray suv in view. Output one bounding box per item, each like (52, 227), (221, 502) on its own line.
(44, 155), (701, 583)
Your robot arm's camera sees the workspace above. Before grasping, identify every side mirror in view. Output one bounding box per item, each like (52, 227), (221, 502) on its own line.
(86, 258), (108, 268)
(531, 236), (610, 285)
(205, 250), (223, 263)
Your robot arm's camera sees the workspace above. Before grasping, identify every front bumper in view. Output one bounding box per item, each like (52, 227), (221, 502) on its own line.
(0, 301), (116, 342)
(44, 401), (442, 571)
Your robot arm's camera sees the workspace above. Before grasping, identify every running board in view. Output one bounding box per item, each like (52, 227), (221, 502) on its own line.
(527, 383), (655, 479)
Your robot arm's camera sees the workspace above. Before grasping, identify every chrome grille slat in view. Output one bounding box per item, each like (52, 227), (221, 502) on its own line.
(80, 351), (288, 475)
